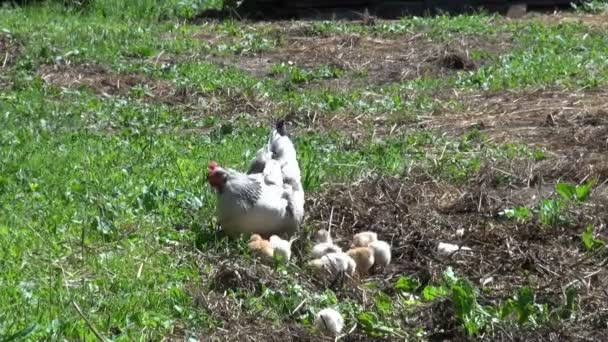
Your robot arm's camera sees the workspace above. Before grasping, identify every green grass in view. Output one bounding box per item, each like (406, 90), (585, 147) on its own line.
(1, 1), (607, 340)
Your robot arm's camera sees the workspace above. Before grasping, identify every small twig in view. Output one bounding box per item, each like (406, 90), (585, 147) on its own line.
(71, 300), (107, 342)
(291, 298), (307, 316)
(328, 206), (334, 235)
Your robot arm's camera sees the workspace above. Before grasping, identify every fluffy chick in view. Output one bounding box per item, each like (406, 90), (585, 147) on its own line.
(346, 247), (375, 275)
(437, 242), (472, 256)
(316, 229), (332, 243)
(369, 240), (391, 268)
(311, 243), (342, 258)
(311, 229), (342, 258)
(351, 231), (378, 248)
(248, 234), (274, 259)
(308, 252), (356, 278)
(315, 308), (344, 336)
(269, 235), (295, 262)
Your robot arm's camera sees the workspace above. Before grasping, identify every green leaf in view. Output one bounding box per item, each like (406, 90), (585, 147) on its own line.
(357, 311), (378, 330)
(515, 287), (535, 324)
(581, 225), (605, 251)
(533, 148), (546, 161)
(503, 206), (531, 223)
(394, 276), (420, 293)
(356, 310), (402, 337)
(500, 299), (516, 319)
(538, 199), (564, 227)
(582, 225), (595, 250)
(374, 292), (393, 315)
(558, 286), (578, 320)
(2, 324), (37, 342)
(452, 281), (476, 320)
(556, 182), (576, 201)
(422, 285), (448, 301)
(575, 180), (594, 202)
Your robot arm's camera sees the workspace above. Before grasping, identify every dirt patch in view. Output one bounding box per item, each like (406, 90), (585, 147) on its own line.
(187, 288), (316, 341)
(431, 89), (608, 145)
(525, 11), (608, 29)
(39, 63), (176, 99)
(305, 171), (608, 339)
(0, 33), (22, 69)
(213, 31), (509, 87)
(435, 51), (477, 71)
(0, 33), (22, 89)
(423, 88), (608, 182)
(38, 63), (279, 125)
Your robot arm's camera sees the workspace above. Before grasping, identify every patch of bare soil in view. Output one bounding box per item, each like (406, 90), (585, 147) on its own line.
(39, 63), (176, 99)
(525, 11), (608, 29)
(0, 33), (22, 89)
(424, 88), (608, 182)
(306, 171), (608, 340)
(0, 33), (22, 69)
(38, 63), (279, 124)
(213, 31), (511, 87)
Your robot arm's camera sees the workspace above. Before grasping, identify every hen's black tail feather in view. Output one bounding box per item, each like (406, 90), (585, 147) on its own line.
(276, 119), (287, 136)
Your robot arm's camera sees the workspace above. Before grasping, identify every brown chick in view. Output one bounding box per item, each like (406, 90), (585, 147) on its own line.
(248, 234), (274, 260)
(346, 247), (375, 276)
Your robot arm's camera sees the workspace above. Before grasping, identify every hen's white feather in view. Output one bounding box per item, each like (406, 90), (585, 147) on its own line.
(216, 169), (295, 237)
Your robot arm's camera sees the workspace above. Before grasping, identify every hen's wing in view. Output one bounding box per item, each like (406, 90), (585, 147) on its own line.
(219, 172), (293, 236)
(246, 176), (294, 234)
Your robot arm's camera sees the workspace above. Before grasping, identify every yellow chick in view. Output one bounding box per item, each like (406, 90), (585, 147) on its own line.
(351, 231), (378, 248)
(346, 247), (375, 276)
(248, 234), (274, 260)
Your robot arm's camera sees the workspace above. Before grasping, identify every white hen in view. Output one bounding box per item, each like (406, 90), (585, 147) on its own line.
(248, 119), (304, 224)
(207, 120), (304, 238)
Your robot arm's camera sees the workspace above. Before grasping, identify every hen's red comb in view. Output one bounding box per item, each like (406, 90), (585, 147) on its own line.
(208, 161), (218, 171)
